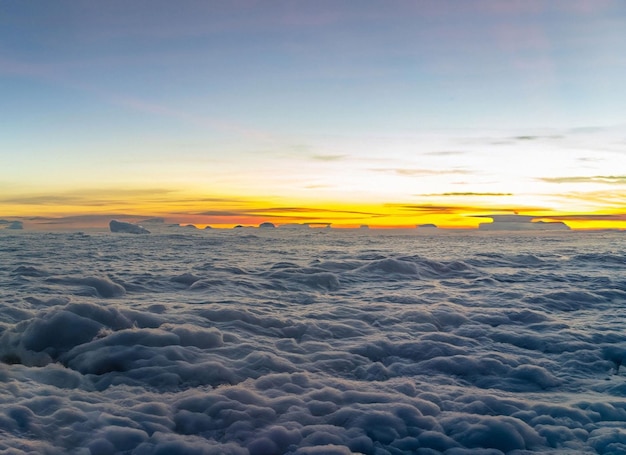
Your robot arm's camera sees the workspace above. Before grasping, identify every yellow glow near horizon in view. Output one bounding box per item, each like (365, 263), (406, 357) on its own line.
(2, 128), (626, 232)
(2, 186), (624, 231)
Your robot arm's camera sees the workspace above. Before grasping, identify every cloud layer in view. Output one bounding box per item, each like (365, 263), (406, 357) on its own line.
(1, 230), (626, 453)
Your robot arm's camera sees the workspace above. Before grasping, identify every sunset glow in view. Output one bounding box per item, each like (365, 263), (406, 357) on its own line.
(1, 1), (625, 230)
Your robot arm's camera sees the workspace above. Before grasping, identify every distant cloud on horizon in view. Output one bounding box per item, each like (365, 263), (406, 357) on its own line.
(21, 214), (147, 225)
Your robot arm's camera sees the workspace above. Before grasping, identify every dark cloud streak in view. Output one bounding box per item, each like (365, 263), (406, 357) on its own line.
(196, 206), (385, 218)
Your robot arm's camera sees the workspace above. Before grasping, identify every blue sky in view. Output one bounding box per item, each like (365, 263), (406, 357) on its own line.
(1, 1), (625, 228)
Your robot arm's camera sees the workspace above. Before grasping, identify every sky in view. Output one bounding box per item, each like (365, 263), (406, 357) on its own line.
(1, 0), (625, 229)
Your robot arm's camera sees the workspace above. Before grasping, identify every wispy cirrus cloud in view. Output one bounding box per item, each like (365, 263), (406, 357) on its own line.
(0, 190), (259, 219)
(0, 188), (183, 206)
(386, 204), (547, 215)
(417, 192), (513, 197)
(310, 154), (348, 161)
(423, 151), (467, 156)
(546, 214), (626, 221)
(539, 175), (626, 184)
(304, 184), (331, 189)
(109, 94), (277, 141)
(0, 55), (278, 142)
(552, 189), (626, 209)
(177, 205), (389, 226)
(196, 206), (384, 218)
(372, 168), (472, 176)
(254, 207), (382, 216)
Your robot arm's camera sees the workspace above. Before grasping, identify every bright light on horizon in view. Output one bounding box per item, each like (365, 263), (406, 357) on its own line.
(1, 2), (625, 230)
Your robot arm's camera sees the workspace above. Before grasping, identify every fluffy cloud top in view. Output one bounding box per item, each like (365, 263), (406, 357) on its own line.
(1, 230), (625, 453)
